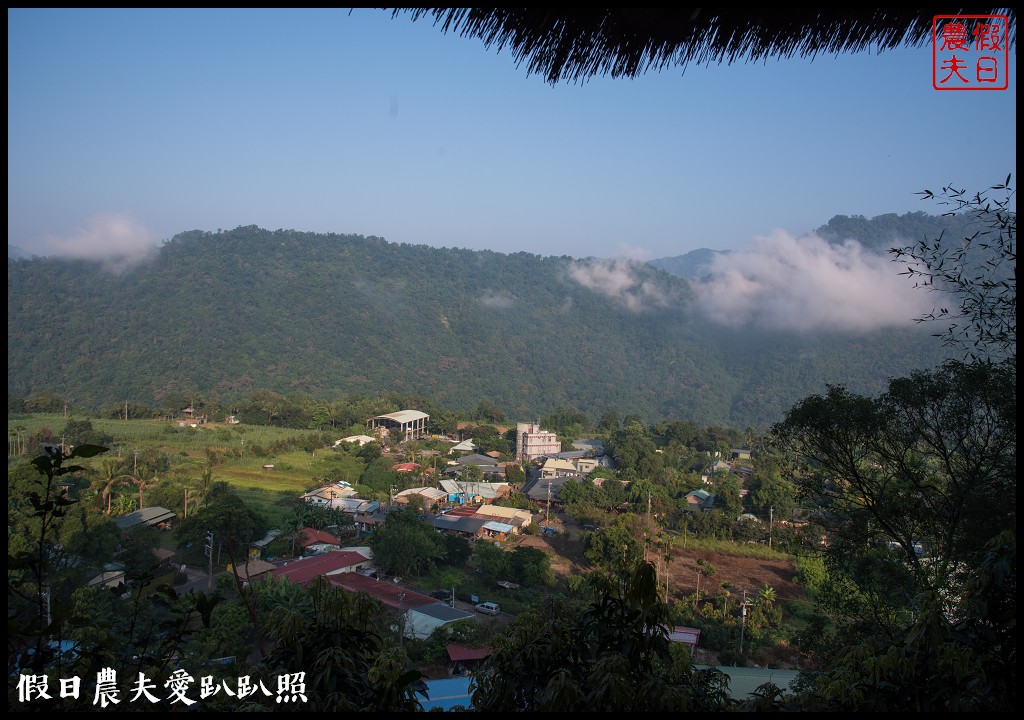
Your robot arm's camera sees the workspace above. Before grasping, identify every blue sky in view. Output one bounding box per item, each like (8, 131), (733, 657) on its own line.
(7, 8), (1017, 264)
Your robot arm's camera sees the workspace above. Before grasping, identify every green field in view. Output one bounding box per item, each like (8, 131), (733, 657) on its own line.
(8, 414), (328, 522)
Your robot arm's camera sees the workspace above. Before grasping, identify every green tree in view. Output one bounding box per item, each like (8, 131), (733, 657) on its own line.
(460, 463), (483, 484)
(9, 442), (224, 708)
(748, 454), (797, 516)
(597, 411), (621, 434)
(508, 546), (554, 587)
(542, 405), (590, 437)
(774, 360), (1014, 641)
(359, 456), (401, 496)
(609, 422), (663, 480)
(94, 456), (131, 514)
(61, 418), (110, 447)
(471, 561), (733, 712)
(472, 541), (510, 581)
(258, 578), (427, 711)
(504, 462), (526, 486)
(584, 518), (644, 571)
(472, 399), (506, 423)
(709, 474), (743, 521)
(24, 391), (65, 413)
(440, 533), (472, 567)
(367, 508), (444, 578)
(175, 482), (267, 563)
(773, 178), (1016, 711)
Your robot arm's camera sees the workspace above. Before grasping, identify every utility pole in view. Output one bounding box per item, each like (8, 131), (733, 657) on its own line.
(398, 592), (406, 648)
(205, 531), (214, 592)
(664, 537), (671, 604)
(739, 589), (749, 654)
(545, 481), (551, 529)
(769, 506), (774, 548)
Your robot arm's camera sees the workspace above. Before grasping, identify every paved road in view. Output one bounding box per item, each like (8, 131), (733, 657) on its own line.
(173, 565), (213, 595)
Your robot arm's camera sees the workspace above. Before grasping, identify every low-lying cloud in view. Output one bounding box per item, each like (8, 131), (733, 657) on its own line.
(568, 258), (672, 312)
(478, 289), (516, 309)
(692, 230), (933, 332)
(32, 213), (158, 273)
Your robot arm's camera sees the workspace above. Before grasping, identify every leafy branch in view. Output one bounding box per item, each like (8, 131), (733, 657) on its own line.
(892, 175), (1016, 363)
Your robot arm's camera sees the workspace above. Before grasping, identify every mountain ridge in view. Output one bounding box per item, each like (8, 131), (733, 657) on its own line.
(9, 217), (954, 428)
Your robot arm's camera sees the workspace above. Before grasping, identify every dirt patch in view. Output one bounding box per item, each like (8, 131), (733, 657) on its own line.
(514, 532), (590, 579)
(514, 532), (804, 605)
(663, 548), (804, 604)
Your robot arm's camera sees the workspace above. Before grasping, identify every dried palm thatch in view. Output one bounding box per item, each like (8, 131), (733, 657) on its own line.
(389, 8), (1016, 84)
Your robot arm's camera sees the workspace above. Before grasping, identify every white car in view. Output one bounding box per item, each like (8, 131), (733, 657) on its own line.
(474, 601), (500, 616)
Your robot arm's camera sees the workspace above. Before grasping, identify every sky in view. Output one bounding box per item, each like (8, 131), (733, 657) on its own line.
(6, 9), (1017, 333)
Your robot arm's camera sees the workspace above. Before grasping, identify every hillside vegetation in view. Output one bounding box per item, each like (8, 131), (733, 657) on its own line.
(9, 220), (948, 428)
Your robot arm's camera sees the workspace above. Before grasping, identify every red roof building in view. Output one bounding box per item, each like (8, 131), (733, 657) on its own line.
(446, 644), (490, 663)
(299, 527), (340, 550)
(269, 550), (372, 587)
(328, 573), (435, 611)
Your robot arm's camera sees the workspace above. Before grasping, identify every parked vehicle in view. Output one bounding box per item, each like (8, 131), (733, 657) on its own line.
(474, 601), (500, 616)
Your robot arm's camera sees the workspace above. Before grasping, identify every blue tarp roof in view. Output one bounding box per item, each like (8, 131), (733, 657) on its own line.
(482, 521), (514, 533)
(421, 676), (473, 711)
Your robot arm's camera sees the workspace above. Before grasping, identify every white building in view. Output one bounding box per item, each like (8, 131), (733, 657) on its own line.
(368, 410), (429, 441)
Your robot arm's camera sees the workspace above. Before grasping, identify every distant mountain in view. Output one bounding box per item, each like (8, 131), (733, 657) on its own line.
(8, 224), (949, 429)
(648, 212), (974, 281)
(648, 248), (728, 280)
(7, 244), (32, 260)
(813, 210), (976, 252)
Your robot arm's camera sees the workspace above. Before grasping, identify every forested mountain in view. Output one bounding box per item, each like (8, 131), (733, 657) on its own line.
(813, 210), (977, 251)
(8, 224), (948, 429)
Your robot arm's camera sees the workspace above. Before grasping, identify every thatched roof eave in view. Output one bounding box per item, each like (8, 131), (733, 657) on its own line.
(388, 8), (1017, 84)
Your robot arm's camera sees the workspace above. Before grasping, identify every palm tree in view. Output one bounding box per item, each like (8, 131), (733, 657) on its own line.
(286, 514), (307, 557)
(695, 558), (717, 607)
(125, 465), (158, 510)
(720, 581), (733, 616)
(96, 457), (131, 514)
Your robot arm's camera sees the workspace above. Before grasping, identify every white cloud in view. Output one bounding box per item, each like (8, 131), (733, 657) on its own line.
(610, 243), (653, 262)
(692, 230), (933, 332)
(567, 257), (671, 312)
(34, 213), (158, 272)
(478, 289), (516, 308)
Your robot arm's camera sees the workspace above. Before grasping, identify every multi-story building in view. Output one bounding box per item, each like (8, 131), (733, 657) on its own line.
(516, 422), (561, 462)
